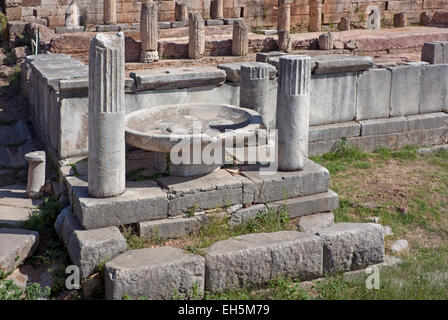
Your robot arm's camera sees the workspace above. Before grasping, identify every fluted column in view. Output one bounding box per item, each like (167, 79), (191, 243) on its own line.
(88, 33), (126, 198)
(276, 55), (311, 171)
(188, 13), (205, 59)
(232, 19), (248, 56)
(140, 1), (159, 63)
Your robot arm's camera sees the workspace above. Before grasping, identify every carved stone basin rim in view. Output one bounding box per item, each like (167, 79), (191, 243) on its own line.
(125, 103), (262, 153)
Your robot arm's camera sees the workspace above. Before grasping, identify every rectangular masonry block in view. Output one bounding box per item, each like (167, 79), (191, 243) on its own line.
(419, 64), (448, 113)
(217, 62), (277, 83)
(204, 231), (323, 292)
(356, 68), (391, 120)
(309, 122), (361, 143)
(421, 42), (448, 65)
(313, 55), (374, 75)
(67, 176), (169, 230)
(239, 160), (330, 204)
(0, 228), (39, 274)
(388, 66), (420, 117)
(157, 170), (243, 216)
(315, 223), (384, 274)
(310, 72), (357, 126)
(267, 190), (340, 219)
(138, 216), (201, 239)
(105, 247), (205, 300)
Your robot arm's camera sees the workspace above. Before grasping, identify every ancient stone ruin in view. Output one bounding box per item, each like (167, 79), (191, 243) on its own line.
(1, 0), (448, 301)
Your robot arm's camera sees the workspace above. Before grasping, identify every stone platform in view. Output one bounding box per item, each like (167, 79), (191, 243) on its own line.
(63, 159), (336, 230)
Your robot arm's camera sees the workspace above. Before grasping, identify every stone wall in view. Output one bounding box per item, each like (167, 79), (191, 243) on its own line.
(4, 0), (448, 28)
(21, 53), (448, 160)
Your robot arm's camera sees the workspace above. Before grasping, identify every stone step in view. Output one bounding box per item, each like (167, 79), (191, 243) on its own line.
(54, 207), (127, 279)
(0, 205), (34, 228)
(105, 247), (205, 300)
(298, 212), (335, 233)
(315, 223), (385, 274)
(204, 231), (323, 293)
(0, 228), (39, 274)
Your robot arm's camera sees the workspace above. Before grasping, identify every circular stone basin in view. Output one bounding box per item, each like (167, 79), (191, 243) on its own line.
(125, 103), (262, 153)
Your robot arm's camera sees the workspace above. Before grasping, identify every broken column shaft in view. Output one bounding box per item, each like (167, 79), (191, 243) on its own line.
(140, 1), (159, 63)
(25, 151), (46, 199)
(104, 0), (117, 25)
(276, 55), (311, 171)
(232, 19), (249, 56)
(188, 13), (205, 59)
(88, 33), (126, 198)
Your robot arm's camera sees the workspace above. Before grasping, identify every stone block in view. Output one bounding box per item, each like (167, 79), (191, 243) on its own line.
(256, 51), (286, 63)
(407, 112), (448, 131)
(204, 231), (323, 292)
(157, 170), (242, 216)
(105, 247), (205, 300)
(205, 19), (224, 26)
(217, 62), (277, 83)
(171, 21), (188, 28)
(158, 22), (171, 29)
(419, 64), (448, 113)
(138, 216), (200, 239)
(421, 42), (448, 65)
(310, 72), (357, 126)
(309, 122), (361, 143)
(229, 204), (268, 227)
(388, 66), (420, 117)
(0, 228), (39, 274)
(130, 67), (226, 91)
(67, 176), (169, 230)
(0, 205), (34, 228)
(315, 223), (385, 273)
(298, 212), (334, 233)
(267, 190), (339, 218)
(360, 117), (408, 136)
(56, 208), (127, 279)
(313, 55), (374, 75)
(356, 68), (391, 120)
(239, 160), (330, 204)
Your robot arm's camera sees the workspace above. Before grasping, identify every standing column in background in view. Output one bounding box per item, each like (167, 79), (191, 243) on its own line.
(309, 0), (322, 32)
(88, 33), (126, 198)
(175, 2), (188, 22)
(210, 0), (224, 19)
(278, 0), (291, 31)
(104, 0), (117, 25)
(232, 19), (249, 56)
(276, 55), (311, 171)
(140, 1), (159, 63)
(188, 13), (205, 59)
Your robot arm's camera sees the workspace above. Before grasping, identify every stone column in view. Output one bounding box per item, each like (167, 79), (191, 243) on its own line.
(309, 0), (322, 32)
(276, 55), (311, 171)
(175, 2), (188, 22)
(188, 13), (205, 59)
(25, 151), (46, 199)
(278, 0), (291, 31)
(318, 32), (334, 50)
(140, 1), (159, 63)
(66, 0), (79, 28)
(104, 0), (117, 25)
(88, 33), (126, 198)
(338, 16), (350, 31)
(278, 30), (291, 53)
(240, 64), (272, 129)
(232, 19), (248, 56)
(210, 0), (224, 19)
(394, 12), (407, 27)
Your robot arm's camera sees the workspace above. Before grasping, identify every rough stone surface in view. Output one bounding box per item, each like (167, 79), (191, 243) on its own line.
(229, 204), (267, 227)
(105, 247), (205, 300)
(298, 212), (334, 233)
(338, 16), (350, 31)
(315, 223), (385, 273)
(55, 207), (127, 279)
(356, 68), (391, 120)
(217, 62), (277, 83)
(268, 190), (339, 219)
(0, 228), (39, 274)
(189, 13), (205, 59)
(67, 176), (169, 229)
(420, 12), (431, 26)
(388, 66), (421, 117)
(88, 32), (126, 198)
(277, 55), (311, 171)
(131, 66), (226, 91)
(391, 239), (409, 254)
(394, 12), (407, 27)
(204, 231), (323, 292)
(138, 216), (200, 239)
(313, 54), (374, 75)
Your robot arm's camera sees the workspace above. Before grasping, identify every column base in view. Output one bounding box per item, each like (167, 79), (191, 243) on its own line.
(140, 50), (159, 63)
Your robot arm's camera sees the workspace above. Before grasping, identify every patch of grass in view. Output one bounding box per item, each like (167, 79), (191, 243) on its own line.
(0, 279), (50, 300)
(8, 65), (21, 90)
(22, 196), (61, 233)
(126, 168), (168, 182)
